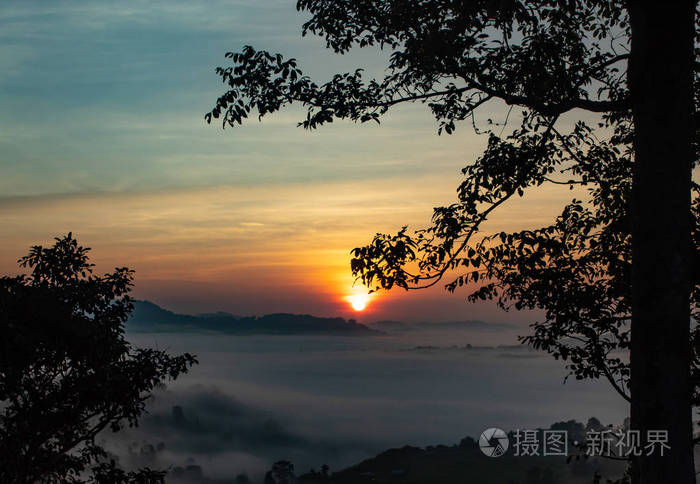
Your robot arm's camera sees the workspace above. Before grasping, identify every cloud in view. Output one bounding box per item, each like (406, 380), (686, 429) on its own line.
(0, 0), (597, 323)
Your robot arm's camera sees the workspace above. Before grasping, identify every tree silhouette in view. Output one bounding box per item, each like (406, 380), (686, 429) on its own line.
(0, 234), (197, 483)
(89, 460), (167, 484)
(265, 460), (296, 484)
(207, 2), (696, 483)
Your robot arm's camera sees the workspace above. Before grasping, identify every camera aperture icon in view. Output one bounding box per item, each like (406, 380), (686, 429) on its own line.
(479, 427), (509, 457)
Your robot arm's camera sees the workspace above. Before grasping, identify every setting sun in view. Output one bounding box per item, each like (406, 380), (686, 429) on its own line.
(348, 294), (370, 312)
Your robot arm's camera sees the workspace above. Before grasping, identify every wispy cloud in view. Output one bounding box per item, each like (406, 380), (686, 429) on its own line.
(0, 1), (593, 321)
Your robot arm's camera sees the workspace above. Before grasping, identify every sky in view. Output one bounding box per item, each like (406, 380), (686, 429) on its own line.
(0, 1), (590, 323)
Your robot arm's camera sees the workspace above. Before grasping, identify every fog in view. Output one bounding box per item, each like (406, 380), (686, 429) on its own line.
(112, 326), (628, 482)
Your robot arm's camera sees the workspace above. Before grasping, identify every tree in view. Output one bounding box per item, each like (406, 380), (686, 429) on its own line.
(206, 2), (697, 483)
(265, 460), (296, 484)
(89, 460), (167, 484)
(0, 234), (198, 483)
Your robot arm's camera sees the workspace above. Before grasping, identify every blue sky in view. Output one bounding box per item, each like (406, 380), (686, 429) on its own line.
(0, 1), (579, 322)
(1, 0), (450, 197)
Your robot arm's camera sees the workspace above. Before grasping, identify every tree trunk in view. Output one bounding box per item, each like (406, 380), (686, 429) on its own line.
(628, 1), (695, 483)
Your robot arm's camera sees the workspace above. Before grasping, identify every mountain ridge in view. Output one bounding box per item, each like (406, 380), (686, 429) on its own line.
(127, 300), (382, 336)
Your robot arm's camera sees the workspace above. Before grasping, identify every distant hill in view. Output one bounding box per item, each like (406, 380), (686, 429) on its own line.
(299, 419), (626, 484)
(416, 320), (516, 331)
(399, 344), (538, 357)
(368, 320), (415, 331)
(369, 319), (517, 332)
(127, 300), (382, 336)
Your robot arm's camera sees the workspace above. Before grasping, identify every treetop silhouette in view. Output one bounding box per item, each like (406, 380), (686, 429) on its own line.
(207, 2), (697, 483)
(0, 233), (197, 483)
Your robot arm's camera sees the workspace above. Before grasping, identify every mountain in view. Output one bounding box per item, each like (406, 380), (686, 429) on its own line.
(197, 310), (242, 319)
(415, 320), (516, 331)
(298, 419), (626, 484)
(127, 300), (382, 336)
(368, 320), (415, 331)
(368, 319), (517, 332)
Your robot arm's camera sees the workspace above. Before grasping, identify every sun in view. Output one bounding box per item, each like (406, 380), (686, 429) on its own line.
(348, 294), (370, 312)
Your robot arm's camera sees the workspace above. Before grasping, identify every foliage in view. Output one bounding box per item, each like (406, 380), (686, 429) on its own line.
(207, 1), (628, 132)
(265, 460), (297, 484)
(90, 460), (167, 484)
(0, 234), (197, 483)
(206, 0), (699, 406)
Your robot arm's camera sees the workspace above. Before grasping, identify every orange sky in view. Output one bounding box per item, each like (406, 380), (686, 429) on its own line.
(0, 3), (598, 323)
(0, 171), (585, 322)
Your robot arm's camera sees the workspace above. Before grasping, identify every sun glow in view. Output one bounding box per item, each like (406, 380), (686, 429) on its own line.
(348, 294), (370, 312)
